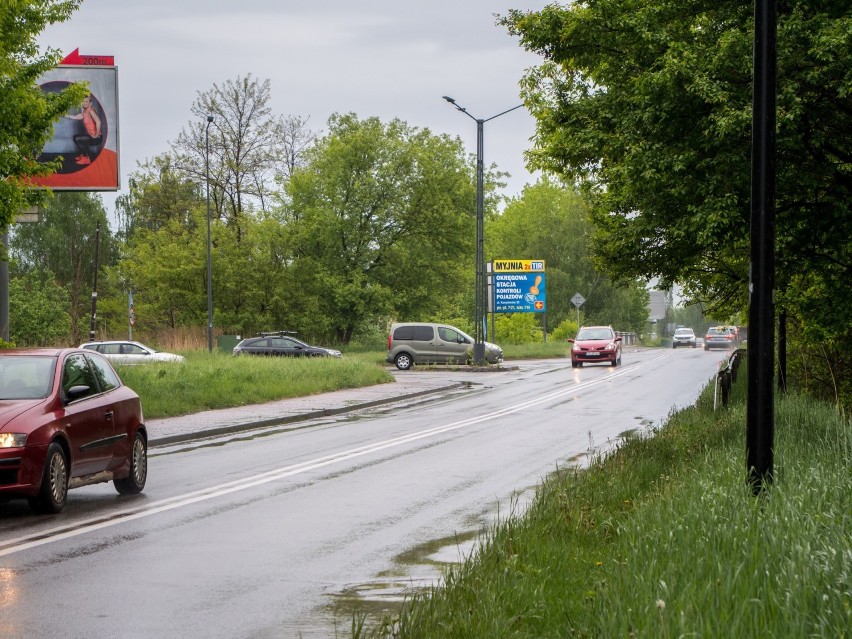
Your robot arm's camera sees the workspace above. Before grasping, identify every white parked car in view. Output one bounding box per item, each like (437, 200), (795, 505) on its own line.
(79, 340), (186, 365)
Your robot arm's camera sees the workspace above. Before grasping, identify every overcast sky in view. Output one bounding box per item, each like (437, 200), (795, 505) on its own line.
(38, 1), (552, 217)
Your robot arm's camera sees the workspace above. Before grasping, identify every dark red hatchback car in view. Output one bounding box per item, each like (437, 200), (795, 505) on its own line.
(0, 348), (147, 514)
(568, 326), (623, 368)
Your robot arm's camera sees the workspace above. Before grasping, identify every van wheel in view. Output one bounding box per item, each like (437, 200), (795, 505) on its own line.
(394, 353), (413, 370)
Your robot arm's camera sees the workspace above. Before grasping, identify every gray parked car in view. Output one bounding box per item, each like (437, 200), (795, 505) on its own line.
(386, 322), (503, 370)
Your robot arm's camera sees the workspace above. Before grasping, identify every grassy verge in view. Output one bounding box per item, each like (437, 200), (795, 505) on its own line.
(360, 369), (851, 637)
(116, 351), (393, 419)
(501, 341), (569, 360)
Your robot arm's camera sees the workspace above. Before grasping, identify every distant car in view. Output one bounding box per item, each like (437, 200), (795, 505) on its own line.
(703, 327), (737, 350)
(672, 327), (697, 348)
(232, 334), (342, 358)
(386, 322), (503, 370)
(79, 340), (186, 365)
(724, 326), (741, 345)
(0, 348), (147, 514)
(568, 326), (622, 367)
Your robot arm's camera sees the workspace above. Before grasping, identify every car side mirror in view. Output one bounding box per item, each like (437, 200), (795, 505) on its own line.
(567, 339), (575, 343)
(614, 337), (622, 342)
(65, 385), (91, 403)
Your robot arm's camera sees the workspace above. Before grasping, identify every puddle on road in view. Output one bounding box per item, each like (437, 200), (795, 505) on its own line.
(317, 528), (485, 635)
(313, 492), (541, 636)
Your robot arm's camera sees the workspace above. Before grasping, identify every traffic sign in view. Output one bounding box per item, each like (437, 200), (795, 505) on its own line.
(571, 293), (586, 308)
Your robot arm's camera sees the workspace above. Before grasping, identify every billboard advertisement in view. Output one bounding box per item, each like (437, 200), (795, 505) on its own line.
(30, 51), (119, 191)
(492, 259), (547, 313)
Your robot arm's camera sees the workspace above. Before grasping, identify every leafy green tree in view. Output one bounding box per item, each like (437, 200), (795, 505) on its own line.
(502, 2), (851, 336)
(11, 192), (114, 344)
(0, 0), (87, 224)
(9, 269), (71, 345)
(171, 75), (317, 229)
(490, 178), (649, 334)
(282, 114), (477, 343)
(116, 202), (300, 339)
(114, 154), (203, 239)
(208, 212), (297, 336)
(117, 213), (205, 331)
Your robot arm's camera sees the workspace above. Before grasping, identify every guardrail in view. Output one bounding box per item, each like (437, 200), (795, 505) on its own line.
(616, 331), (639, 345)
(714, 347), (746, 409)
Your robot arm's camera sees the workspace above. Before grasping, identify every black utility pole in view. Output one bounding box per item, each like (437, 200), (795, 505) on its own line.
(746, 0), (777, 494)
(205, 115), (214, 353)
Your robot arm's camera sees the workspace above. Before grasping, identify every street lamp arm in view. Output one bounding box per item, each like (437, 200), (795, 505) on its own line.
(442, 95), (478, 122)
(484, 103), (524, 122)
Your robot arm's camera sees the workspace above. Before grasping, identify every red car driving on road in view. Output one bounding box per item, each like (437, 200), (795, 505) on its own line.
(0, 348), (147, 514)
(568, 326), (623, 368)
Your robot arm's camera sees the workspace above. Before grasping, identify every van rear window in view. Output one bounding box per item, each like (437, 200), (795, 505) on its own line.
(393, 325), (434, 341)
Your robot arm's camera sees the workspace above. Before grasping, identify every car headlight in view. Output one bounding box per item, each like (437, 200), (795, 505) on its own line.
(0, 433), (27, 448)
(572, 344), (581, 352)
(606, 342), (617, 350)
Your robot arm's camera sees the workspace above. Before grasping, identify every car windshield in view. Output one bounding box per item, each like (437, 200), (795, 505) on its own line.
(707, 328), (726, 335)
(576, 328), (613, 341)
(0, 356), (56, 400)
(675, 329), (693, 336)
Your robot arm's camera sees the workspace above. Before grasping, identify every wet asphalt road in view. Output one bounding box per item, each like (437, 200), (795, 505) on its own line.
(0, 348), (726, 638)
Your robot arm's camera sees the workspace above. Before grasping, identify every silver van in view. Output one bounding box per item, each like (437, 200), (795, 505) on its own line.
(386, 322), (503, 370)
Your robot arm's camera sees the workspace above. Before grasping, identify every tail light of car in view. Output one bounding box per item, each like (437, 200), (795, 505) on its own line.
(387, 334), (392, 350)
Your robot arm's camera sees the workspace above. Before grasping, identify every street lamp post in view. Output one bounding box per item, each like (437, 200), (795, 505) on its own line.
(443, 96), (523, 365)
(205, 115), (214, 353)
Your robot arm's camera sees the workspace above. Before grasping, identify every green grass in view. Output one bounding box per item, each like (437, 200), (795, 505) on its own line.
(501, 340), (569, 360)
(359, 369), (852, 638)
(116, 351), (393, 419)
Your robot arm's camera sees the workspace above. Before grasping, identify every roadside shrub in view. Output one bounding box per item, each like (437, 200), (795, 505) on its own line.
(549, 317), (579, 342)
(494, 313), (543, 344)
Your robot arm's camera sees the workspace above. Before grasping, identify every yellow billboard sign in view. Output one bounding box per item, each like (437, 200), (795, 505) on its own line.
(492, 259), (545, 273)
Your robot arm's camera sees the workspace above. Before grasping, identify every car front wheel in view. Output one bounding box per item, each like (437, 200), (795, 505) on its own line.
(115, 432), (147, 495)
(394, 352), (413, 370)
(29, 442), (69, 514)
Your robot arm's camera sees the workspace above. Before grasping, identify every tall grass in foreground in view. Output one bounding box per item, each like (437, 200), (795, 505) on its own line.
(361, 374), (851, 637)
(116, 351), (393, 419)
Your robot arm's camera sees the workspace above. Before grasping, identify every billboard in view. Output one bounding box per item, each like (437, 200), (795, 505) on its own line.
(30, 50), (119, 191)
(492, 259), (547, 313)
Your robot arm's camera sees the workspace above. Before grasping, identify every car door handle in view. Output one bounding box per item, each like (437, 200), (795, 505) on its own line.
(105, 410), (114, 420)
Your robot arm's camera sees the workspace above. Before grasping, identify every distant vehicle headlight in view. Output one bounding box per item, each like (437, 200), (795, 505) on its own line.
(0, 433), (27, 448)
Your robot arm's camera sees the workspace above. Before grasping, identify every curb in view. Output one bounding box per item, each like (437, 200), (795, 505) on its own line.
(149, 382), (465, 448)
